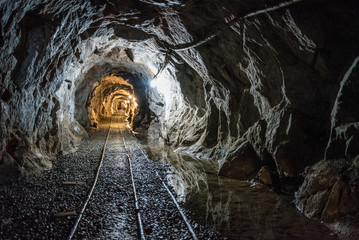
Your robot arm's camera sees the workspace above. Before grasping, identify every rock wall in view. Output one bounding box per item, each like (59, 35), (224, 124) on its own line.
(296, 57), (359, 222)
(1, 0), (359, 221)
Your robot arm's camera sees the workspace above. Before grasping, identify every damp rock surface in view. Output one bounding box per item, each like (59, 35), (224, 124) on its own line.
(296, 158), (359, 226)
(218, 141), (261, 180)
(1, 0), (359, 232)
(145, 140), (340, 240)
(1, 0), (358, 180)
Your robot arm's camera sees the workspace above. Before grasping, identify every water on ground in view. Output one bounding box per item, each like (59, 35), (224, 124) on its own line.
(145, 141), (338, 240)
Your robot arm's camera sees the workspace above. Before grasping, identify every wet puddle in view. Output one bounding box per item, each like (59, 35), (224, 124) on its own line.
(144, 142), (338, 240)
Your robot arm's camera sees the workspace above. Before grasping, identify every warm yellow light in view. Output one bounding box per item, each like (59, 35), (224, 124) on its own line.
(128, 95), (132, 99)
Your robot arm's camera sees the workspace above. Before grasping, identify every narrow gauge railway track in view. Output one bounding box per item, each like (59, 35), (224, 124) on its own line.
(119, 127), (198, 240)
(67, 118), (198, 239)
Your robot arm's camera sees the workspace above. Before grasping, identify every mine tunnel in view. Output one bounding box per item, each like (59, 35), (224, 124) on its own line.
(1, 0), (359, 239)
(82, 70), (142, 128)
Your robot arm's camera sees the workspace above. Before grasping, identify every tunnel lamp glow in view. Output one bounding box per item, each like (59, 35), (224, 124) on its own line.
(150, 79), (157, 88)
(149, 74), (171, 95)
(128, 95), (132, 99)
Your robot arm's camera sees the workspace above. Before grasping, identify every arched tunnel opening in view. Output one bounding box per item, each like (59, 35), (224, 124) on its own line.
(82, 72), (141, 128)
(73, 61), (155, 131)
(1, 0), (359, 239)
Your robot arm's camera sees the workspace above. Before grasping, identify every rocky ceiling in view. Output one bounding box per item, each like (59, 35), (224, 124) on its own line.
(1, 0), (359, 223)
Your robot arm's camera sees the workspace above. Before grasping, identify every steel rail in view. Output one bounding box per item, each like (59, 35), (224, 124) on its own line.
(68, 120), (112, 240)
(123, 128), (198, 240)
(119, 127), (146, 240)
(157, 172), (198, 240)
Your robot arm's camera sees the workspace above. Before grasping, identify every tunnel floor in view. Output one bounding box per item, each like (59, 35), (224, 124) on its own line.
(0, 117), (339, 239)
(0, 117), (219, 239)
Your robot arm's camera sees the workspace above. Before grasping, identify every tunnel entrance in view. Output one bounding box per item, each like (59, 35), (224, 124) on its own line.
(87, 74), (138, 128)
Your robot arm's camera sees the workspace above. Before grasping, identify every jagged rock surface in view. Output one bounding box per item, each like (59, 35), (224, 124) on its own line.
(296, 158), (359, 221)
(296, 57), (359, 225)
(1, 0), (359, 224)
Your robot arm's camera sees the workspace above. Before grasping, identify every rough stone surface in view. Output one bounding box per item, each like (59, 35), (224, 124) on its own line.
(325, 57), (359, 161)
(218, 141), (261, 180)
(258, 166), (273, 185)
(296, 55), (359, 230)
(296, 157), (359, 222)
(1, 0), (359, 227)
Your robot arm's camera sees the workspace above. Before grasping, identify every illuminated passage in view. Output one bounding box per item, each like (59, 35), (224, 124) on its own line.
(88, 74), (139, 128)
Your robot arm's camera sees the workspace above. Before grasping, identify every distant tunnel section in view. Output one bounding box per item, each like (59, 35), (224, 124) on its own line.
(74, 65), (152, 130)
(87, 74), (138, 128)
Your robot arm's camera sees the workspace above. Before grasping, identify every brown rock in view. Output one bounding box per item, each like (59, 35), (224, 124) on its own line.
(257, 166), (272, 185)
(322, 178), (359, 222)
(296, 158), (359, 221)
(219, 141), (261, 180)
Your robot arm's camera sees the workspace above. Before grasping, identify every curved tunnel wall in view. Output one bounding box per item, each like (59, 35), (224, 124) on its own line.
(1, 0), (359, 221)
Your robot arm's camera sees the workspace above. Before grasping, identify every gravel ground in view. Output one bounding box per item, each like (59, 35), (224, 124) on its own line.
(0, 118), (339, 240)
(0, 119), (222, 239)
(0, 128), (106, 239)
